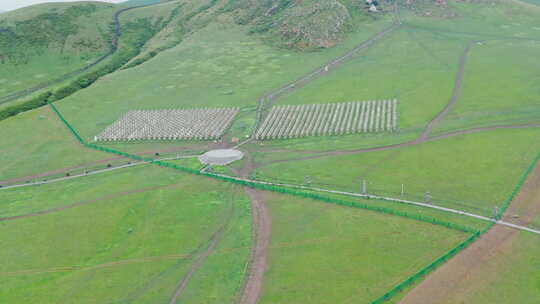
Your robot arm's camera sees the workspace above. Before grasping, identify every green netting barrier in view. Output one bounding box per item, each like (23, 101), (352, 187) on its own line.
(369, 149), (540, 303)
(48, 104), (479, 234)
(369, 223), (492, 304)
(51, 102), (540, 304)
(49, 103), (84, 144)
(496, 151), (540, 220)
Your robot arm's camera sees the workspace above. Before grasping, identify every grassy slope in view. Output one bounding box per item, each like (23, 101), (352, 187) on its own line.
(258, 192), (468, 303)
(254, 127), (540, 216)
(0, 106), (110, 182)
(0, 167), (251, 303)
(442, 231), (540, 304)
(0, 2), (117, 96)
(55, 14), (393, 140)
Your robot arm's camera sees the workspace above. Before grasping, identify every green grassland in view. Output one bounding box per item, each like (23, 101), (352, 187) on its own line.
(441, 230), (540, 304)
(0, 106), (110, 182)
(0, 166), (252, 303)
(254, 127), (540, 216)
(1, 0), (539, 302)
(258, 192), (469, 303)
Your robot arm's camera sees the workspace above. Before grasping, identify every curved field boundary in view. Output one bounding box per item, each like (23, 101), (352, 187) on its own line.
(0, 0), (177, 105)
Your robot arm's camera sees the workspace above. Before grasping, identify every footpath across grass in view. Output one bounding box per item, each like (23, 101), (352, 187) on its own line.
(258, 192), (469, 304)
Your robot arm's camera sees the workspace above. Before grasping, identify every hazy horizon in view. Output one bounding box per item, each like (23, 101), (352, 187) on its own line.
(0, 0), (125, 12)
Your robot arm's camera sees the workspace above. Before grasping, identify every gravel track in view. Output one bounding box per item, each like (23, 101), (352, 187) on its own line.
(0, 143), (208, 186)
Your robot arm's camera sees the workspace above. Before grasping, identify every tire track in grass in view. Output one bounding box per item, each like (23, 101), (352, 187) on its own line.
(168, 187), (238, 304)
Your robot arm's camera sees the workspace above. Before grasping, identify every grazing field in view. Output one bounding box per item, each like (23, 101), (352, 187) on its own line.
(0, 106), (110, 182)
(253, 127), (540, 216)
(2, 0), (540, 302)
(96, 108), (240, 141)
(0, 167), (252, 304)
(258, 192), (469, 304)
(255, 100), (398, 140)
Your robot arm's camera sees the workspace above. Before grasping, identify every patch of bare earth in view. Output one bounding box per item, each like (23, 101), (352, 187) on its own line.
(239, 188), (271, 304)
(234, 152), (272, 304)
(399, 161), (540, 304)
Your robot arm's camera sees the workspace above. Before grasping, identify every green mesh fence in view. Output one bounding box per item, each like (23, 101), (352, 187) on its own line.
(497, 151), (540, 220)
(49, 102), (539, 304)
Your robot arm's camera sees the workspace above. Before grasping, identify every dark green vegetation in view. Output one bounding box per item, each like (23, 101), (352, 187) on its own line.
(1, 0), (539, 303)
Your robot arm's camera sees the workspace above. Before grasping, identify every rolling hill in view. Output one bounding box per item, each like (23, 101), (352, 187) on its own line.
(1, 1), (539, 304)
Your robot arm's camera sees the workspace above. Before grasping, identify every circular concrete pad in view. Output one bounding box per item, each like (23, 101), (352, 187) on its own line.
(199, 149), (244, 165)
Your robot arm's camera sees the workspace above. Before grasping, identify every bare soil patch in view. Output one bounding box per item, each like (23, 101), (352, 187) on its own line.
(399, 160), (540, 303)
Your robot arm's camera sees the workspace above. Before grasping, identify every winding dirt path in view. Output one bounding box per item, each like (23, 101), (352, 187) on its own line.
(235, 153), (272, 304)
(417, 41), (475, 141)
(399, 159), (540, 304)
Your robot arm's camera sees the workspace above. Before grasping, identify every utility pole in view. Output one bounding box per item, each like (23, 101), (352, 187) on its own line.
(362, 179), (367, 194)
(401, 184), (404, 196)
(424, 191), (432, 203)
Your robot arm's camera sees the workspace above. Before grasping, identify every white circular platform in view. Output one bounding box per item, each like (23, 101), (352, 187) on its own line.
(199, 149), (244, 165)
